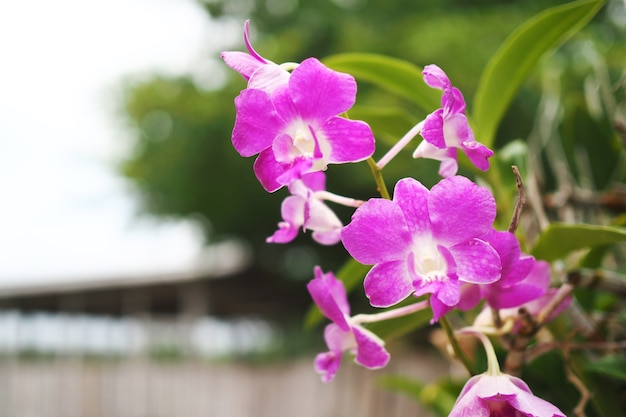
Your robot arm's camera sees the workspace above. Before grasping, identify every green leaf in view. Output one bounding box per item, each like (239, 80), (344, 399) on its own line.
(323, 53), (442, 112)
(473, 0), (605, 148)
(378, 375), (462, 417)
(531, 223), (626, 261)
(348, 105), (420, 147)
(303, 258), (371, 329)
(585, 355), (626, 382)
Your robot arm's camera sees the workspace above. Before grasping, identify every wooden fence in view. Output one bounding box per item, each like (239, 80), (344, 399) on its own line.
(0, 350), (450, 417)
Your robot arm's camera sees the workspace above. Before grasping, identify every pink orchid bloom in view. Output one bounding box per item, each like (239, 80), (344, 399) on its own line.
(266, 172), (343, 245)
(341, 176), (502, 321)
(307, 267), (390, 383)
(414, 64), (493, 177)
(232, 57), (375, 192)
(450, 372), (566, 417)
(451, 230), (551, 318)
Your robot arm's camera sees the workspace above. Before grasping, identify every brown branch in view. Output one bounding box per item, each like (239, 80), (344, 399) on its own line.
(508, 166), (526, 234)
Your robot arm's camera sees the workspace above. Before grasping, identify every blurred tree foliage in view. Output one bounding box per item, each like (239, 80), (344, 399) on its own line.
(118, 0), (625, 283)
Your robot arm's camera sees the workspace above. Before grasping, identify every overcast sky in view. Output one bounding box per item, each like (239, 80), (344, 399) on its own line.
(0, 0), (239, 285)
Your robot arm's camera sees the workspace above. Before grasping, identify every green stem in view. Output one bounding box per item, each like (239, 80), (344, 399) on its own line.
(440, 316), (477, 376)
(367, 157), (391, 199)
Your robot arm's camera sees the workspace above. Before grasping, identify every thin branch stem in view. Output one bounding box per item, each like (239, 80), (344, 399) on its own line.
(508, 165), (526, 234)
(376, 121), (424, 169)
(367, 157), (391, 199)
(351, 300), (429, 324)
(440, 316), (477, 376)
(536, 282), (575, 326)
(313, 191), (364, 208)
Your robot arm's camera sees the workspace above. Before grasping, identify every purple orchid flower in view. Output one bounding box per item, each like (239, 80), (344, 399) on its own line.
(221, 20), (290, 95)
(266, 172), (343, 245)
(232, 57), (375, 192)
(413, 64), (493, 177)
(307, 267), (390, 383)
(474, 286), (572, 334)
(341, 176), (501, 321)
(450, 373), (566, 417)
(456, 230), (551, 315)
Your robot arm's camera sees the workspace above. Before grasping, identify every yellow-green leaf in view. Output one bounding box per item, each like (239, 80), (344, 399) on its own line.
(323, 53), (442, 112)
(473, 0), (605, 148)
(531, 223), (626, 261)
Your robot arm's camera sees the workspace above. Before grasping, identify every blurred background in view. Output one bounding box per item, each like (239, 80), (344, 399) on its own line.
(0, 0), (624, 416)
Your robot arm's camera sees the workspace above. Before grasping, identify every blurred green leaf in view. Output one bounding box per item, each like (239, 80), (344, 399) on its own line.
(323, 53), (442, 112)
(378, 375), (462, 417)
(304, 258), (371, 329)
(473, 0), (605, 148)
(531, 223), (626, 261)
(349, 105), (419, 147)
(585, 355), (626, 382)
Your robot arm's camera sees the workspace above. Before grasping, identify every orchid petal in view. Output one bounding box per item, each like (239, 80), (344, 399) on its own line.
(342, 199), (412, 264)
(392, 178), (431, 236)
(289, 58), (357, 121)
(352, 325), (390, 369)
(321, 117), (375, 163)
(461, 139), (494, 172)
(422, 64), (451, 91)
(413, 141), (459, 177)
(314, 351), (341, 383)
(364, 260), (413, 308)
(429, 176), (496, 245)
(421, 109), (446, 148)
(232, 89), (284, 157)
(307, 267), (351, 330)
(449, 238), (501, 284)
(248, 63), (291, 95)
(253, 148), (284, 192)
(221, 51), (264, 80)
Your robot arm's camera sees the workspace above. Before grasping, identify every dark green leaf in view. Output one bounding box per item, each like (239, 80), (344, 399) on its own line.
(531, 223), (626, 261)
(585, 355), (626, 381)
(473, 0), (605, 148)
(348, 105), (420, 147)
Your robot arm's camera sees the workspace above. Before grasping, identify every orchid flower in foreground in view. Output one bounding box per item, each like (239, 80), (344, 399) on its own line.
(341, 176), (502, 321)
(307, 267), (390, 382)
(450, 331), (566, 417)
(231, 57), (375, 192)
(221, 20), (290, 95)
(414, 64), (493, 177)
(266, 172), (343, 245)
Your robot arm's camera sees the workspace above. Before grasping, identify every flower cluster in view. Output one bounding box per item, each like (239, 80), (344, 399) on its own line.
(223, 21), (571, 416)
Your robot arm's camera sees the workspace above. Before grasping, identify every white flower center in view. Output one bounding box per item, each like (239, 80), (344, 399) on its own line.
(411, 240), (447, 283)
(280, 120), (330, 171)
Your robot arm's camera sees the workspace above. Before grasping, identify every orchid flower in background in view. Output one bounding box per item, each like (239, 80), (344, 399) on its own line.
(474, 286), (572, 335)
(231, 57), (375, 192)
(413, 64), (493, 177)
(307, 267), (390, 383)
(221, 20), (291, 95)
(341, 176), (502, 321)
(266, 172), (345, 245)
(450, 330), (566, 417)
(455, 229), (551, 314)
